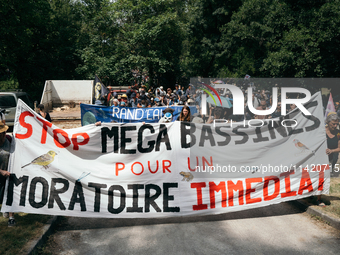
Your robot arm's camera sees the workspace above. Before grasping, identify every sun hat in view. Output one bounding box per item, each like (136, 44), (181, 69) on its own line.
(163, 108), (174, 114)
(0, 121), (9, 133)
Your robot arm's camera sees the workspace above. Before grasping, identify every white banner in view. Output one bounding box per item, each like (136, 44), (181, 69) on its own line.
(1, 92), (330, 218)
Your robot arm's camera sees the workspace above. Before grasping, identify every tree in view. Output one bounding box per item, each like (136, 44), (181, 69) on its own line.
(75, 0), (186, 89)
(0, 0), (83, 99)
(220, 0), (340, 78)
(182, 0), (242, 78)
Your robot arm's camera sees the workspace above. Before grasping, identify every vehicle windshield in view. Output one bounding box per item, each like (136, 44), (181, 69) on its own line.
(0, 95), (16, 108)
(18, 95), (31, 106)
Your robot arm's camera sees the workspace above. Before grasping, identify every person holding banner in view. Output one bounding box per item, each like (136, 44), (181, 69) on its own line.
(159, 108), (175, 123)
(177, 105), (191, 122)
(0, 109), (5, 125)
(37, 104), (52, 122)
(325, 113), (340, 176)
(0, 122), (15, 226)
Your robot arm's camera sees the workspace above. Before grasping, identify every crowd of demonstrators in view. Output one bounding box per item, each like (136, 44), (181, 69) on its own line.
(95, 81), (339, 123)
(96, 81), (330, 124)
(98, 83), (196, 109)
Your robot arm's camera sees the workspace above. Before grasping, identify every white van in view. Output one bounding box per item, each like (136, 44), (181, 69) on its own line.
(0, 91), (34, 127)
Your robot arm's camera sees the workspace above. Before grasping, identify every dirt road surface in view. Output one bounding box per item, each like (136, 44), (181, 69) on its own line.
(50, 106), (82, 129)
(42, 202), (340, 255)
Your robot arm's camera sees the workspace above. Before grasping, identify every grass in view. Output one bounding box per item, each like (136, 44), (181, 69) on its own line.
(0, 207), (51, 255)
(322, 177), (340, 218)
(304, 177), (340, 218)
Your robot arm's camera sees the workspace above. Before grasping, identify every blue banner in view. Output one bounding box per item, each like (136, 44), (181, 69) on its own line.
(81, 104), (195, 125)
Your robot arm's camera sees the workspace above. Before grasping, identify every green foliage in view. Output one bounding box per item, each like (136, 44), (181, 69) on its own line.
(75, 0), (186, 88)
(0, 78), (19, 91)
(1, 0), (340, 96)
(182, 0), (242, 78)
(221, 0), (340, 78)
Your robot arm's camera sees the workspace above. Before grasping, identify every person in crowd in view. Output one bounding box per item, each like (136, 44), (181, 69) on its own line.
(111, 98), (119, 107)
(260, 89), (268, 102)
(326, 113), (340, 174)
(174, 84), (183, 97)
(120, 100), (127, 107)
(0, 109), (6, 125)
(254, 99), (271, 119)
(159, 95), (167, 106)
(0, 121), (16, 226)
(130, 93), (138, 107)
(252, 92), (261, 109)
(37, 104), (52, 122)
(139, 90), (151, 107)
(271, 102), (282, 118)
(121, 94), (130, 107)
(168, 95), (178, 106)
(185, 84), (193, 97)
(314, 112), (340, 207)
(192, 104), (207, 123)
(178, 95), (187, 105)
(335, 102), (340, 113)
(149, 97), (156, 107)
(166, 88), (172, 97)
(155, 86), (165, 97)
(206, 106), (225, 124)
(126, 86), (134, 99)
(137, 99), (148, 108)
(289, 104), (297, 112)
(187, 98), (195, 106)
(159, 108), (175, 123)
(153, 97), (161, 107)
(177, 105), (191, 122)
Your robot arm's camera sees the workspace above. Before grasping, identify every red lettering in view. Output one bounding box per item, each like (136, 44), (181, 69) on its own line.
(162, 160), (171, 173)
(187, 157), (198, 171)
(245, 178), (262, 204)
(148, 160), (159, 174)
(298, 168), (313, 195)
(191, 182), (208, 210)
(263, 176), (280, 201)
(318, 164), (329, 191)
(227, 180), (244, 207)
(71, 133), (90, 150)
(115, 162), (125, 176)
(53, 129), (71, 148)
(209, 181), (227, 209)
(280, 170), (297, 198)
(131, 162), (144, 175)
(15, 111), (34, 139)
(37, 117), (52, 144)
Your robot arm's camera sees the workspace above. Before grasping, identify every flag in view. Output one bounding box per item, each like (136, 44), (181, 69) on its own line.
(244, 74), (251, 80)
(94, 75), (109, 101)
(324, 92), (336, 121)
